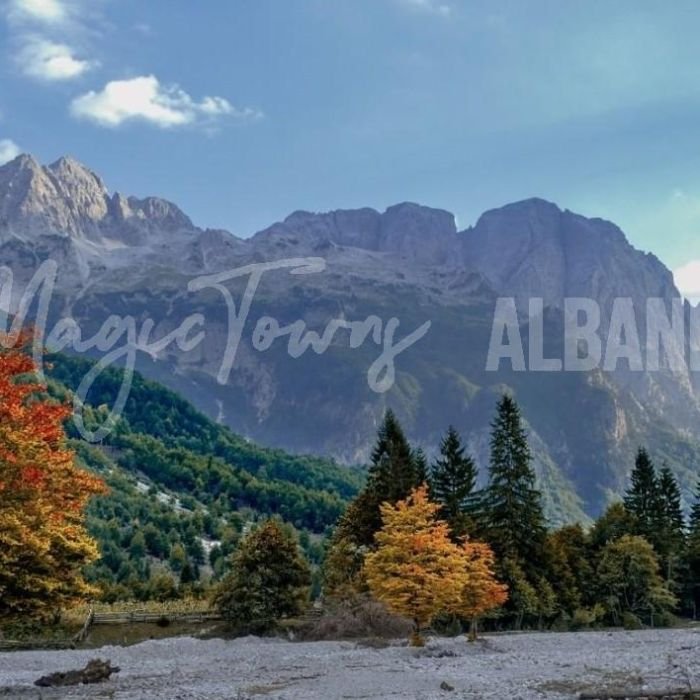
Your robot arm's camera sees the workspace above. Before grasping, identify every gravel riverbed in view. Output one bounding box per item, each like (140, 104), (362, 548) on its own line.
(0, 628), (698, 699)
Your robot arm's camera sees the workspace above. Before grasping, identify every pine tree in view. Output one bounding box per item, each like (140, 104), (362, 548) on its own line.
(624, 448), (663, 544)
(431, 426), (478, 539)
(691, 481), (700, 535)
(656, 464), (685, 583)
(413, 447), (430, 486)
(364, 485), (467, 646)
(213, 520), (311, 633)
(368, 409), (419, 506)
(482, 395), (545, 569)
(684, 481), (700, 618)
(325, 410), (421, 590)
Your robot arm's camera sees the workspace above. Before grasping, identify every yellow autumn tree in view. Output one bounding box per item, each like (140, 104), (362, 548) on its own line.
(364, 485), (466, 645)
(0, 333), (106, 621)
(450, 540), (508, 641)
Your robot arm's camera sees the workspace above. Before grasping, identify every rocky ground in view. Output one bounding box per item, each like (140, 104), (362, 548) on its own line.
(0, 628), (698, 699)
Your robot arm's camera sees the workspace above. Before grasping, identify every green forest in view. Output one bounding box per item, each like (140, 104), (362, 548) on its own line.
(4, 346), (700, 637)
(44, 352), (363, 602)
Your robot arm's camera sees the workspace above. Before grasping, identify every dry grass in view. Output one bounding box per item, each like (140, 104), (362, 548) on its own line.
(298, 599), (412, 642)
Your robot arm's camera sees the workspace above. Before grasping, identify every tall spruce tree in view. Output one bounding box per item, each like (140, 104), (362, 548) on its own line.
(482, 395), (546, 571)
(414, 447), (430, 486)
(684, 481), (700, 617)
(624, 448), (663, 545)
(690, 481), (700, 536)
(343, 409), (420, 547)
(656, 464), (685, 582)
(431, 426), (478, 539)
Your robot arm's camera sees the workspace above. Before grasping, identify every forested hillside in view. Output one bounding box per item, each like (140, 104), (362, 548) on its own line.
(44, 353), (364, 601)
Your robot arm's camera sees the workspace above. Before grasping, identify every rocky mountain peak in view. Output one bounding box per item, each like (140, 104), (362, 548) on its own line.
(383, 201), (457, 235)
(47, 155), (108, 194)
(460, 196), (667, 306)
(0, 153), (195, 244)
(255, 202), (457, 265)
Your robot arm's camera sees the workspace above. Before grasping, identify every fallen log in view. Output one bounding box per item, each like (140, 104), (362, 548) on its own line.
(34, 658), (120, 687)
(579, 689), (698, 699)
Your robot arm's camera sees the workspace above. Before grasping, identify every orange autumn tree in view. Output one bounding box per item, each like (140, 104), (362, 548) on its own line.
(450, 540), (508, 641)
(0, 333), (106, 621)
(364, 485), (466, 645)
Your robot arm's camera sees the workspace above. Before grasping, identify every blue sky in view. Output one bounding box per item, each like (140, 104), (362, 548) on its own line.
(2, 0), (700, 293)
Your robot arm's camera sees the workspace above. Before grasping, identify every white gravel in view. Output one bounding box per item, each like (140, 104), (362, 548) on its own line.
(0, 628), (699, 699)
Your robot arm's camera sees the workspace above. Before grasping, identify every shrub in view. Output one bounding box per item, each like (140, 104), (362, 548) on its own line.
(299, 599), (412, 641)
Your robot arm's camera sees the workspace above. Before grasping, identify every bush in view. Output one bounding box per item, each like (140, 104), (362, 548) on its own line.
(571, 605), (605, 630)
(430, 612), (463, 637)
(621, 611), (643, 630)
(651, 610), (678, 628)
(299, 598), (413, 641)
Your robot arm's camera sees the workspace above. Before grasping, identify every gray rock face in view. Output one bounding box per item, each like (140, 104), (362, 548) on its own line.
(0, 154), (195, 246)
(254, 201), (458, 265)
(1, 153), (699, 522)
(462, 197), (677, 310)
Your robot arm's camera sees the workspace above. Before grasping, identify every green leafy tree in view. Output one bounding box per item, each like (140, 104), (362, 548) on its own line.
(545, 524), (595, 615)
(213, 520), (311, 633)
(129, 531), (147, 560)
(499, 557), (537, 630)
(169, 543), (187, 573)
(589, 502), (636, 549)
(179, 559), (198, 586)
(597, 534), (676, 626)
(431, 426), (478, 539)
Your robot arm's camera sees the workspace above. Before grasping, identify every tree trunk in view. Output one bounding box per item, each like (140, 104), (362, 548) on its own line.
(410, 619), (424, 647)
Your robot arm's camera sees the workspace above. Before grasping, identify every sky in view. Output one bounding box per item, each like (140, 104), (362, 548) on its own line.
(2, 0), (700, 295)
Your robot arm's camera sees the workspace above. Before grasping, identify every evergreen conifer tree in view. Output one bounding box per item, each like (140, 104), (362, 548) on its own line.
(324, 410), (421, 597)
(344, 409), (420, 546)
(690, 480), (700, 537)
(624, 448), (662, 544)
(684, 481), (700, 617)
(656, 464), (685, 582)
(431, 426), (478, 539)
(368, 410), (418, 503)
(482, 395), (546, 570)
(414, 447), (430, 486)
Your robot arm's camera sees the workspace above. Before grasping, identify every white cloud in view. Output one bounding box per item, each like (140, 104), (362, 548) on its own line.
(10, 0), (66, 24)
(396, 0), (451, 17)
(70, 75), (262, 129)
(0, 139), (22, 165)
(19, 37), (94, 80)
(674, 260), (700, 303)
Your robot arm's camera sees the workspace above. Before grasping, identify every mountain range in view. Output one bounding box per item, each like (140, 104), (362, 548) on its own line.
(1, 152), (699, 525)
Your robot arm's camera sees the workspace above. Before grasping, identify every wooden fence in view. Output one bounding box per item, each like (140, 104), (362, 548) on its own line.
(0, 606), (323, 650)
(91, 610), (221, 625)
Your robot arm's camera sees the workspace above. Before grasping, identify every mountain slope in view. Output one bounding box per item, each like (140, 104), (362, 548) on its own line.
(2, 153), (699, 523)
(44, 352), (363, 598)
